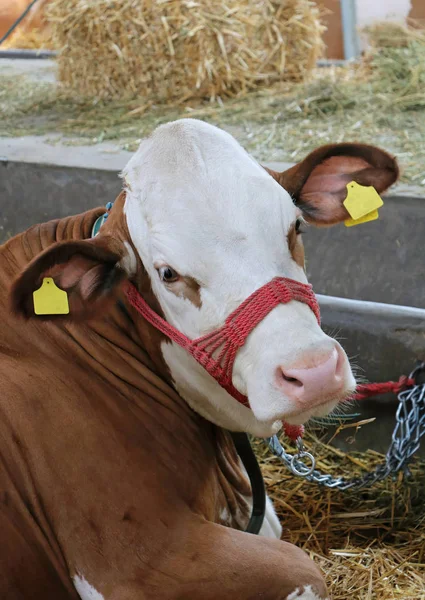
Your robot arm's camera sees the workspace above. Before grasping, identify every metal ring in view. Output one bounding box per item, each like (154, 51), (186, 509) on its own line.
(290, 451), (316, 477)
(410, 362), (425, 384)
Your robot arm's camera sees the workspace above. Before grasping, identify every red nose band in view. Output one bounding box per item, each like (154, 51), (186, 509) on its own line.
(124, 277), (320, 409)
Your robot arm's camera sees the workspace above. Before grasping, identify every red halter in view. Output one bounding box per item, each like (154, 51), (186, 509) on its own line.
(124, 277), (320, 413)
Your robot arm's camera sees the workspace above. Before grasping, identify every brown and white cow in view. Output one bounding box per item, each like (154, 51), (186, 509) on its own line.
(0, 119), (398, 599)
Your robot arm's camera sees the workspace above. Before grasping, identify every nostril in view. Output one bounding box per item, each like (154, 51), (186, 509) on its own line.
(335, 345), (345, 380)
(277, 348), (341, 396)
(281, 371), (303, 388)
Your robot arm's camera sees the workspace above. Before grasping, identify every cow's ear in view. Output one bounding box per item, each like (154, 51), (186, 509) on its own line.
(266, 143), (399, 225)
(11, 236), (130, 320)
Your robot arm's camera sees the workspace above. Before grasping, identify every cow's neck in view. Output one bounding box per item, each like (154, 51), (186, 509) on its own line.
(1, 209), (252, 528)
(1, 208), (103, 288)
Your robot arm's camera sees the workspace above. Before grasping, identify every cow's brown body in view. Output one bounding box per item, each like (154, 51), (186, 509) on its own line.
(0, 209), (327, 599)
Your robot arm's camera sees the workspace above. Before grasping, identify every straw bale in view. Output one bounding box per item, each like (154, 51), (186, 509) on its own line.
(46, 0), (324, 103)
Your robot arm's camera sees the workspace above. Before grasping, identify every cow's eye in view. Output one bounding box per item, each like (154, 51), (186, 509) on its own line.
(295, 218), (305, 234)
(158, 266), (179, 283)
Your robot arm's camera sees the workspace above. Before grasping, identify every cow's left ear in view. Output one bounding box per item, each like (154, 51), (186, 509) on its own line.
(11, 235), (131, 320)
(266, 143), (399, 225)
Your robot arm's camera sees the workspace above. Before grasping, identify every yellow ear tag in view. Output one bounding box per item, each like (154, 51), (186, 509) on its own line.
(33, 278), (69, 315)
(343, 181), (383, 227)
(344, 209), (379, 227)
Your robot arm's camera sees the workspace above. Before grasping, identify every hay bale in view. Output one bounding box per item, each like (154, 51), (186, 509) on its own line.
(47, 0), (324, 103)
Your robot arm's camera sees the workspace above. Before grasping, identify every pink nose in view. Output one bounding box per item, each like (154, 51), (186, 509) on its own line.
(277, 348), (344, 406)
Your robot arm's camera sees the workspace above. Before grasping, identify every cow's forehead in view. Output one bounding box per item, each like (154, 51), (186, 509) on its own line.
(123, 120), (298, 279)
(123, 119), (294, 221)
(125, 119), (262, 180)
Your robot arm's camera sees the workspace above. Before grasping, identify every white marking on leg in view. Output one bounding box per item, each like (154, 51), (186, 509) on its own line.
(73, 574), (104, 600)
(259, 495), (282, 539)
(286, 585), (329, 600)
(220, 506), (230, 521)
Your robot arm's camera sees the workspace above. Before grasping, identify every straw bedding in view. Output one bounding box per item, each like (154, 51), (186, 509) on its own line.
(255, 430), (425, 599)
(46, 0), (324, 103)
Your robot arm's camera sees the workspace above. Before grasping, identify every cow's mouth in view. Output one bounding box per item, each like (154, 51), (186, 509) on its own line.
(276, 387), (355, 428)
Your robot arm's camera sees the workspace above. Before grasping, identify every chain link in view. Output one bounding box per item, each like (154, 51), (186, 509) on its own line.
(266, 364), (425, 490)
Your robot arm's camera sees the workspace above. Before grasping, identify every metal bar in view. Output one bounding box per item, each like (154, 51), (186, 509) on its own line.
(340, 0), (360, 60)
(317, 294), (425, 319)
(317, 59), (351, 67)
(0, 49), (56, 59)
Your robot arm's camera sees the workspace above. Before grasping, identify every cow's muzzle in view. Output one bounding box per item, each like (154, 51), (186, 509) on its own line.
(124, 277), (320, 409)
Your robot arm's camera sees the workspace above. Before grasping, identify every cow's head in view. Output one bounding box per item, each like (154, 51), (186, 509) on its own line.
(12, 120), (398, 437)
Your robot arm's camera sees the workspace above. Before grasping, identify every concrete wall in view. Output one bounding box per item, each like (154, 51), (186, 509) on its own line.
(356, 0), (411, 29)
(319, 296), (425, 454)
(1, 160), (424, 310)
(321, 0), (423, 59)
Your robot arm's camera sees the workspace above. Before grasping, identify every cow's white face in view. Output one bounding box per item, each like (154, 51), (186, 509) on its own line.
(123, 120), (355, 436)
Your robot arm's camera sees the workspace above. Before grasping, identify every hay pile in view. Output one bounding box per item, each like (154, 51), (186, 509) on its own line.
(254, 21), (425, 118)
(2, 22), (425, 188)
(364, 23), (425, 111)
(256, 430), (425, 599)
(2, 27), (56, 50)
(46, 0), (324, 103)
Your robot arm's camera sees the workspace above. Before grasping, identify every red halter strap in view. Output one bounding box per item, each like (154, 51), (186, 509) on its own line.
(124, 277), (320, 408)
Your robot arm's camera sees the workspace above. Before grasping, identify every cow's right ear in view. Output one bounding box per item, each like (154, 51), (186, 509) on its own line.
(11, 236), (129, 320)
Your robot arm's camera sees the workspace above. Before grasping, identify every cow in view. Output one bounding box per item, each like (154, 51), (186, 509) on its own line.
(0, 119), (398, 600)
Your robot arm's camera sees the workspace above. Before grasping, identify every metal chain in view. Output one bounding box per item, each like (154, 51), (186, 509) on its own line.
(266, 364), (425, 490)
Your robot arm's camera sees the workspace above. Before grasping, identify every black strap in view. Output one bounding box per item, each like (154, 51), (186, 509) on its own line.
(231, 432), (266, 535)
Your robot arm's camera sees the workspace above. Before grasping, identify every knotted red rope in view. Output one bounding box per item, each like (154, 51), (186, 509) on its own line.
(124, 278), (418, 443)
(124, 276), (320, 413)
(283, 377), (416, 441)
(283, 423), (305, 440)
(353, 375), (415, 401)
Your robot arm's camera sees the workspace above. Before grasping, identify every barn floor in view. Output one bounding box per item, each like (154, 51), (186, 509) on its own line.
(255, 434), (425, 600)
